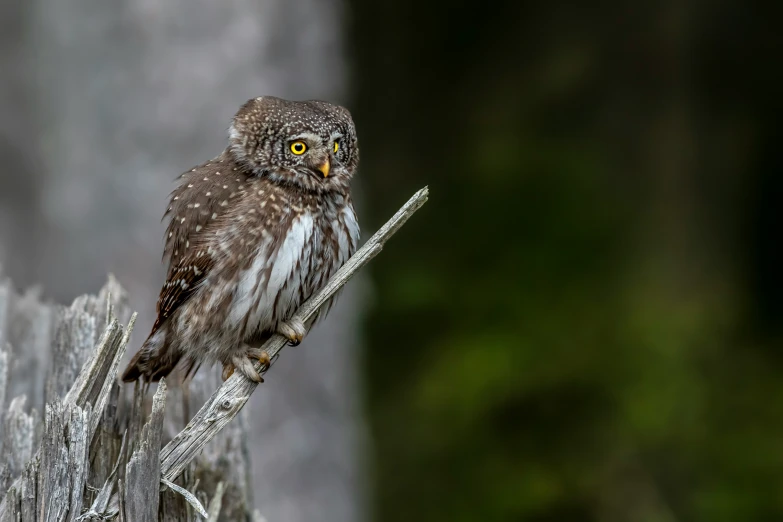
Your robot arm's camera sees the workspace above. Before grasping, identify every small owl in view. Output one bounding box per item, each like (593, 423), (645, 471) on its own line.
(122, 96), (360, 383)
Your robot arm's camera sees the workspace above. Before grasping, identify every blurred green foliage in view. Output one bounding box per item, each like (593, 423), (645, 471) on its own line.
(349, 1), (783, 520)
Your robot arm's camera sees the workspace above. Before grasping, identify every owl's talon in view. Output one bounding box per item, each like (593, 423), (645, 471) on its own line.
(232, 354), (263, 382)
(257, 349), (272, 367)
(277, 318), (306, 346)
(246, 347), (272, 369)
(221, 363), (235, 381)
(226, 347), (271, 383)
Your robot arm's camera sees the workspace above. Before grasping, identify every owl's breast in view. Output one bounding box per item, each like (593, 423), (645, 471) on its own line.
(226, 200), (359, 338)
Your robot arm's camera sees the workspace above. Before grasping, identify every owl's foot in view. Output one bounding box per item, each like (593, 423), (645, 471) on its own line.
(277, 318), (306, 346)
(221, 363), (235, 381)
(222, 347), (272, 383)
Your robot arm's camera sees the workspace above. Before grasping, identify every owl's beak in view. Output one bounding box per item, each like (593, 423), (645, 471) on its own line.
(317, 158), (330, 178)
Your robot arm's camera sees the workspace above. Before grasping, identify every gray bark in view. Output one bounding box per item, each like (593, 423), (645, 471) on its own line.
(0, 277), (137, 521)
(125, 382), (166, 522)
(0, 277), (256, 521)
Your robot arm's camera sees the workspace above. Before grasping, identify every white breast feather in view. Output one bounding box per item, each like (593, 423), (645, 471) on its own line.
(223, 204), (357, 338)
(341, 205), (360, 257)
(225, 240), (268, 327)
(228, 213), (315, 330)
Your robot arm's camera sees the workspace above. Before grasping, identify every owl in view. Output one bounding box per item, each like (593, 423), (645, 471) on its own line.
(122, 96), (360, 383)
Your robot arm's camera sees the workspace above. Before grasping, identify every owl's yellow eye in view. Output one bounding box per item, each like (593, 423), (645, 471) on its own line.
(290, 141), (307, 155)
(333, 141), (339, 153)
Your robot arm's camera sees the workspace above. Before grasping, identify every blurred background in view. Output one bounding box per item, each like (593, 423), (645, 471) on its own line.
(0, 0), (781, 521)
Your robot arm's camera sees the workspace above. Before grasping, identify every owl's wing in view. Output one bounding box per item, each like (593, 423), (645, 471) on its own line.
(150, 153), (246, 336)
(149, 253), (214, 336)
(162, 152), (247, 268)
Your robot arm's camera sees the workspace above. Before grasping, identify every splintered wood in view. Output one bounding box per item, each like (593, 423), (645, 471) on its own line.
(0, 277), (253, 521)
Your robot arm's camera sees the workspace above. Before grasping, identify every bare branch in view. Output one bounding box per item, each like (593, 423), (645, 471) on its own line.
(161, 478), (208, 519)
(159, 186), (429, 481)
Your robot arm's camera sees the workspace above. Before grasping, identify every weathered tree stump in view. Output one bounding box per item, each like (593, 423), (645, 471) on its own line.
(0, 274), (259, 521)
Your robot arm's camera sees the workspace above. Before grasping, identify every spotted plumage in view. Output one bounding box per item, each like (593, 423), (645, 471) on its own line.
(122, 96), (360, 383)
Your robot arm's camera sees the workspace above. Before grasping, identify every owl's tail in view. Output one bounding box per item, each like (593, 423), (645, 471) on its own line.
(121, 326), (182, 382)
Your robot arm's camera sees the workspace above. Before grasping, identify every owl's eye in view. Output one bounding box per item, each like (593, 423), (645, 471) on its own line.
(333, 141), (340, 153)
(290, 141), (307, 155)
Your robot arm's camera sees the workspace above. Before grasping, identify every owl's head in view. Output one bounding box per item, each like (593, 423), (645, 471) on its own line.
(228, 96), (359, 193)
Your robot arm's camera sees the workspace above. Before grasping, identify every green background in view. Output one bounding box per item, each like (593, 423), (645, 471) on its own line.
(349, 2), (783, 520)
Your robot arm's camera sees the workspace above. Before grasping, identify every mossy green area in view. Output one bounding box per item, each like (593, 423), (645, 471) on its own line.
(349, 1), (783, 520)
